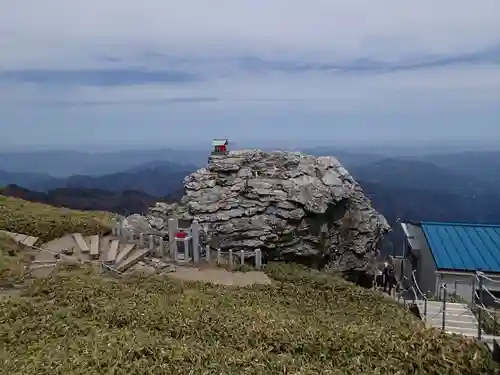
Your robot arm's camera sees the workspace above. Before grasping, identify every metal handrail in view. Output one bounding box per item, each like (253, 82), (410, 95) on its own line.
(409, 271), (430, 319)
(440, 283), (449, 331)
(411, 270), (428, 301)
(473, 272), (500, 340)
(477, 271), (500, 284)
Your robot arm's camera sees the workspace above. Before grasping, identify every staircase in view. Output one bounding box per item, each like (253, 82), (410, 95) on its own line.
(416, 299), (499, 352)
(29, 233), (176, 277)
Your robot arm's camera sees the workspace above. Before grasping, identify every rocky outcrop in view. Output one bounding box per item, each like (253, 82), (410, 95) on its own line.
(149, 149), (390, 273)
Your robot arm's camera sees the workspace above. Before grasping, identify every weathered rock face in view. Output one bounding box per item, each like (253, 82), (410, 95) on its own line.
(155, 150), (390, 273)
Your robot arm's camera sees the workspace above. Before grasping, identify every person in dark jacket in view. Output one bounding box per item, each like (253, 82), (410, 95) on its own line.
(384, 268), (396, 295)
(375, 270), (383, 288)
(382, 262), (389, 286)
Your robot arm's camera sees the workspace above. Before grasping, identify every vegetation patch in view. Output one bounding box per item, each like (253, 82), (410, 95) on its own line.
(0, 195), (116, 242)
(0, 233), (27, 286)
(0, 263), (498, 374)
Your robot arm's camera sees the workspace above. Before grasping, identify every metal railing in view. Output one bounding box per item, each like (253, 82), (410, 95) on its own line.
(411, 270), (429, 318)
(400, 270), (500, 348)
(473, 271), (500, 340)
(439, 283), (449, 331)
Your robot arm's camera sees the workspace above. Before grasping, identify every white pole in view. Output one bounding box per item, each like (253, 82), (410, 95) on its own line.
(191, 221), (200, 261)
(159, 237), (164, 258)
(193, 239), (199, 263)
(149, 234), (155, 252)
(255, 248), (262, 269)
(139, 233), (144, 247)
(172, 239), (177, 262)
(168, 218), (178, 256)
(205, 245), (210, 262)
(184, 237), (190, 262)
(240, 250), (245, 265)
(228, 249), (233, 269)
(217, 248), (221, 264)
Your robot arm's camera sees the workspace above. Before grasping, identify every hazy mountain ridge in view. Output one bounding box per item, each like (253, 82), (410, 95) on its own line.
(0, 184), (158, 215)
(0, 149), (207, 177)
(0, 148), (499, 257)
(348, 158), (495, 196)
(415, 150), (500, 186)
(0, 160), (195, 197)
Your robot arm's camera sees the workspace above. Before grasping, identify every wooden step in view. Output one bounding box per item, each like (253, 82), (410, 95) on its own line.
(89, 235), (100, 260)
(73, 233), (90, 253)
(22, 236), (39, 247)
(115, 243), (136, 265)
(106, 240), (120, 264)
(116, 248), (150, 272)
(14, 234), (27, 243)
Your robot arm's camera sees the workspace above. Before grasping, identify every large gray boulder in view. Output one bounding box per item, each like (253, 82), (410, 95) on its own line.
(156, 150), (390, 273)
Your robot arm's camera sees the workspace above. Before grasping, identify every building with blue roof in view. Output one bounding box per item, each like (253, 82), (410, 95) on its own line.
(399, 220), (500, 302)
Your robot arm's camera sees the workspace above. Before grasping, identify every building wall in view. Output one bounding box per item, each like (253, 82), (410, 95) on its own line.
(415, 234), (439, 297)
(403, 223), (438, 297)
(440, 272), (500, 304)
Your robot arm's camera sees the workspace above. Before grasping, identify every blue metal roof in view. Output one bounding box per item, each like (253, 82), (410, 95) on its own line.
(420, 221), (500, 273)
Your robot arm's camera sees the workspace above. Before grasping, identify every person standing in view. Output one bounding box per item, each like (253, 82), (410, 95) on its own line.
(384, 268), (395, 295)
(382, 262), (389, 289)
(375, 270), (383, 288)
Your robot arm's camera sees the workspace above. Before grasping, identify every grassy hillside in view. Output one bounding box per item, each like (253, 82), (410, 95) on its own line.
(0, 196), (498, 374)
(0, 264), (498, 374)
(0, 233), (26, 285)
(0, 195), (116, 242)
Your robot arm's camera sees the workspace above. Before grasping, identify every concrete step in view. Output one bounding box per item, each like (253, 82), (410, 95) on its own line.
(425, 310), (475, 318)
(89, 235), (100, 260)
(423, 301), (469, 309)
(73, 233), (89, 253)
(97, 236), (111, 262)
(116, 248), (150, 272)
(423, 306), (471, 314)
(106, 240), (120, 264)
(430, 318), (478, 330)
(115, 243), (136, 265)
(444, 326), (481, 336)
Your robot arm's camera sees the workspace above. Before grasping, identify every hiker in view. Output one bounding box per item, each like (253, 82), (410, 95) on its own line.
(384, 268), (396, 295)
(375, 270), (383, 288)
(381, 262), (389, 286)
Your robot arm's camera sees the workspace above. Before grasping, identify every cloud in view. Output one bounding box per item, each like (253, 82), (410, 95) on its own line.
(0, 69), (200, 86)
(0, 0), (499, 147)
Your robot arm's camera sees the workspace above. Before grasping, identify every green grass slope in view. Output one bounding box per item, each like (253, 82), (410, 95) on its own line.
(0, 264), (498, 375)
(0, 233), (26, 285)
(0, 195), (116, 242)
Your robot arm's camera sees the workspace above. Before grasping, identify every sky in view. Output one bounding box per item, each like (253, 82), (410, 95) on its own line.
(0, 0), (499, 150)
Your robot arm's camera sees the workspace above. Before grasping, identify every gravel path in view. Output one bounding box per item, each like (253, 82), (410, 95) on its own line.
(168, 266), (272, 286)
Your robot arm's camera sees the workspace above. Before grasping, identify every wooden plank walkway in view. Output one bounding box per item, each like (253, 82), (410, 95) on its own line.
(89, 235), (99, 259)
(0, 230), (39, 247)
(73, 233), (89, 253)
(116, 248), (149, 272)
(115, 244), (136, 265)
(106, 240), (119, 264)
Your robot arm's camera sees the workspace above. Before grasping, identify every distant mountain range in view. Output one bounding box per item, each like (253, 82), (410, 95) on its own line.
(0, 147), (499, 257)
(0, 184), (158, 215)
(0, 148), (208, 177)
(0, 160), (195, 197)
